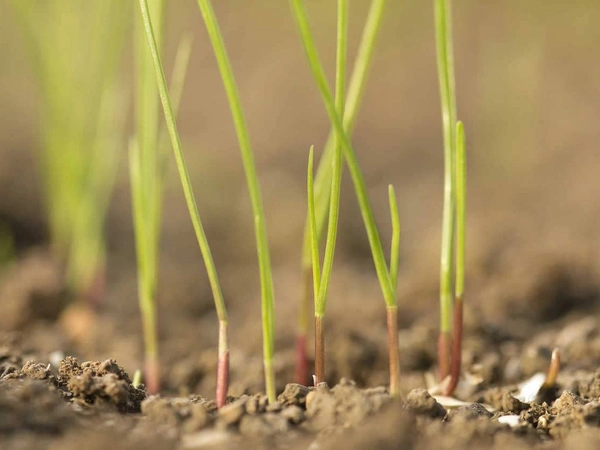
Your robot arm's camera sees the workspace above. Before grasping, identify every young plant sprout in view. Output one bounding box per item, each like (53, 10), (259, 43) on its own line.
(295, 0), (387, 385)
(132, 0), (194, 394)
(195, 0), (277, 403)
(542, 348), (561, 389)
(290, 0), (402, 397)
(445, 121), (466, 396)
(9, 0), (128, 306)
(434, 0), (467, 396)
(137, 0), (230, 407)
(305, 0), (347, 386)
(387, 185), (401, 395)
(434, 0), (458, 383)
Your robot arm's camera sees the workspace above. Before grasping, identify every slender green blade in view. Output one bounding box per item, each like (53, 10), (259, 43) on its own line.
(455, 121), (466, 297)
(307, 147), (321, 303)
(434, 0), (457, 333)
(388, 184), (400, 296)
(290, 0), (395, 307)
(196, 0), (276, 402)
(315, 0), (348, 316)
(137, 0), (228, 326)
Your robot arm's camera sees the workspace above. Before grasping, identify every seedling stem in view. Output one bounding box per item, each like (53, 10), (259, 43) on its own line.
(295, 0), (387, 385)
(196, 0), (276, 403)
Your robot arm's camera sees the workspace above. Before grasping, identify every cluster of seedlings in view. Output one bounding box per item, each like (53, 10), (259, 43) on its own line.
(133, 0), (472, 406)
(7, 0), (473, 406)
(10, 0), (567, 421)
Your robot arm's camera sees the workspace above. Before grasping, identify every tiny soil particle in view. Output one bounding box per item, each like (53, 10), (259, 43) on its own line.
(405, 389), (446, 418)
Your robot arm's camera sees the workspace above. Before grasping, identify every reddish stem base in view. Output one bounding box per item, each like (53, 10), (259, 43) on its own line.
(386, 306), (401, 398)
(314, 316), (325, 385)
(444, 296), (463, 396)
(437, 330), (451, 382)
(216, 350), (230, 408)
(145, 357), (160, 395)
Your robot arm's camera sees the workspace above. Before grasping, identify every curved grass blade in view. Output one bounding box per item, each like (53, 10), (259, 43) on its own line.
(195, 0), (276, 403)
(296, 0), (386, 384)
(137, 0), (229, 406)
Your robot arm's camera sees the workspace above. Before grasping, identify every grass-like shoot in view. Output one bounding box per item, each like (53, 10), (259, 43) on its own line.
(305, 0), (347, 386)
(195, 0), (277, 403)
(290, 0), (402, 398)
(434, 0), (467, 396)
(137, 0), (230, 406)
(295, 0), (387, 385)
(434, 0), (458, 383)
(445, 120), (466, 395)
(132, 0), (194, 394)
(9, 1), (128, 306)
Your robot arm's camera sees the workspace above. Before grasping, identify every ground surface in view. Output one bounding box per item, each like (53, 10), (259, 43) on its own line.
(2, 2), (600, 449)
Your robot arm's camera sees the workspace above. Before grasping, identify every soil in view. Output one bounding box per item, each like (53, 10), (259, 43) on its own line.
(3, 2), (600, 449)
(2, 246), (600, 450)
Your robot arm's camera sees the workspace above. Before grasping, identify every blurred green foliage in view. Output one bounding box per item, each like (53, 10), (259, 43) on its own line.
(9, 1), (129, 299)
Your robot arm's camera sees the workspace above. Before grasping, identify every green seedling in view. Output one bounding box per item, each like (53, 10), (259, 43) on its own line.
(305, 0), (347, 386)
(290, 0), (402, 397)
(445, 120), (466, 396)
(132, 369), (143, 389)
(131, 0), (165, 397)
(138, 0), (230, 406)
(9, 1), (128, 306)
(132, 0), (195, 394)
(434, 0), (467, 396)
(295, 0), (387, 385)
(434, 0), (458, 382)
(195, 0), (277, 403)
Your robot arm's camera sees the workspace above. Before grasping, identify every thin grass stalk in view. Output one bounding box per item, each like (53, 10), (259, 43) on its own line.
(434, 0), (458, 381)
(195, 0), (276, 403)
(291, 0), (403, 398)
(306, 148), (323, 383)
(308, 148), (321, 298)
(296, 0), (386, 384)
(137, 0), (229, 406)
(132, 28), (190, 395)
(290, 0), (394, 306)
(445, 121), (465, 396)
(387, 185), (401, 397)
(388, 185), (400, 293)
(311, 0), (348, 386)
(129, 139), (159, 393)
(386, 305), (400, 396)
(133, 0), (165, 395)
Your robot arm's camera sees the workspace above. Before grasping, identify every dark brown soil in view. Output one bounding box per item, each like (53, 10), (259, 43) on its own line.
(4, 296), (600, 450)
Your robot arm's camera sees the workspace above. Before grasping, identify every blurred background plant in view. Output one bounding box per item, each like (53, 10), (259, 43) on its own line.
(8, 0), (129, 307)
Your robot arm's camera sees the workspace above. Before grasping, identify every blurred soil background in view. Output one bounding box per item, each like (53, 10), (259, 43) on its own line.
(1, 0), (600, 400)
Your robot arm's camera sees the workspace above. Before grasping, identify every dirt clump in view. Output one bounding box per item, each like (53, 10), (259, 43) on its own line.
(57, 357), (145, 413)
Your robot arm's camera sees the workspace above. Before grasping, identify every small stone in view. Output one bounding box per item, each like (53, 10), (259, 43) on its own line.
(405, 389), (446, 418)
(218, 398), (247, 425)
(446, 403), (492, 421)
(266, 401), (282, 412)
(245, 396), (260, 415)
(552, 390), (586, 414)
(21, 361), (50, 380)
(305, 389), (336, 430)
(281, 405), (305, 424)
(278, 383), (311, 406)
